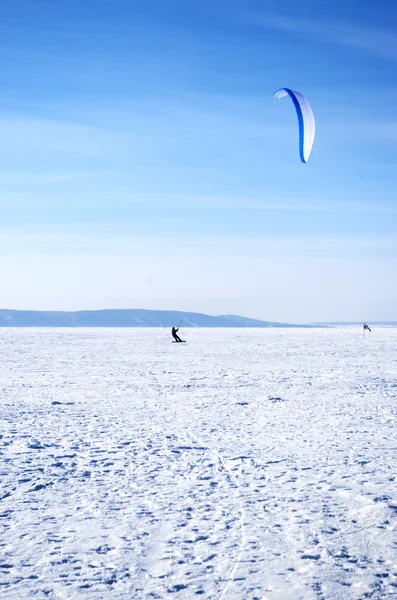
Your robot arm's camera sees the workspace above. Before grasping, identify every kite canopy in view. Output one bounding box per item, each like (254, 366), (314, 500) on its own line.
(274, 88), (315, 163)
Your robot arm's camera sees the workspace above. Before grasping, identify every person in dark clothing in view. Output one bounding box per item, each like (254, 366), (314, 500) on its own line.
(172, 326), (183, 342)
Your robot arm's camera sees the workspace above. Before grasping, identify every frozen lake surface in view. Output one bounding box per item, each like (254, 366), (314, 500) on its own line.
(1, 327), (397, 599)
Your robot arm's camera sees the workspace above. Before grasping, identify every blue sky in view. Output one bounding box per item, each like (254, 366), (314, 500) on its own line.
(0, 0), (396, 321)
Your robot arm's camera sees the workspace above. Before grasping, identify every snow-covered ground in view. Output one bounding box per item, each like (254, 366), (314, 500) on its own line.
(1, 327), (397, 600)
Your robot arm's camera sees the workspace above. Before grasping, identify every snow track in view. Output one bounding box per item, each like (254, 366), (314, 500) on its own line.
(1, 327), (397, 599)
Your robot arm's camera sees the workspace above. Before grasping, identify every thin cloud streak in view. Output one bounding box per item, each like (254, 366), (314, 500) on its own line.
(243, 12), (397, 62)
(0, 226), (395, 253)
(1, 188), (396, 214)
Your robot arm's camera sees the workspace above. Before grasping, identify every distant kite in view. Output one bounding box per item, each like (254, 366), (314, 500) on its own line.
(363, 323), (371, 332)
(274, 88), (315, 163)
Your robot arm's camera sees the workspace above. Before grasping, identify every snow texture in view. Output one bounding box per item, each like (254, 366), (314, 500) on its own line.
(1, 327), (397, 600)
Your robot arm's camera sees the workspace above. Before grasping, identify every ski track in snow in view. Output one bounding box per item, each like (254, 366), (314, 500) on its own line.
(1, 327), (397, 599)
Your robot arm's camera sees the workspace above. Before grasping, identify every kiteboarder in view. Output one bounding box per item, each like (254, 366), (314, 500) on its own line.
(172, 326), (183, 343)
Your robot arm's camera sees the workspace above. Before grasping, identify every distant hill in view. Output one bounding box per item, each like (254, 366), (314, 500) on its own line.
(0, 309), (314, 328)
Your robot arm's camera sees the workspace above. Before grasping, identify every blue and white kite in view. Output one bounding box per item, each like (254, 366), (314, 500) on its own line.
(274, 88), (315, 163)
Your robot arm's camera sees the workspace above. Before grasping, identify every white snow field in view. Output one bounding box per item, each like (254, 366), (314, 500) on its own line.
(1, 327), (397, 600)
